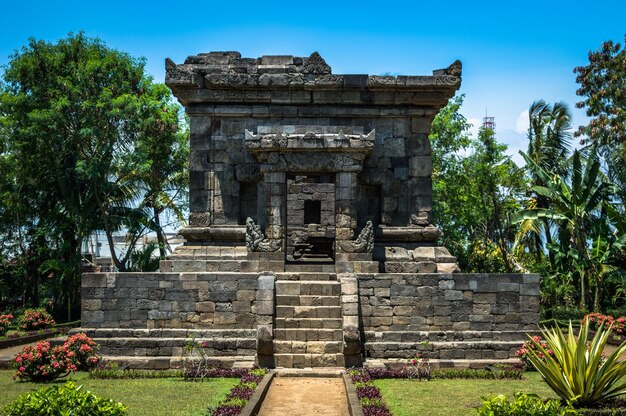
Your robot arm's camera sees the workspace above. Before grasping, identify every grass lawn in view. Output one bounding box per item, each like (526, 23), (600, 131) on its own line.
(0, 370), (238, 416)
(375, 372), (558, 416)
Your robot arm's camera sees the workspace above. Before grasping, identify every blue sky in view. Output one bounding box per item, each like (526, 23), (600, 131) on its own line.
(2, 0), (625, 163)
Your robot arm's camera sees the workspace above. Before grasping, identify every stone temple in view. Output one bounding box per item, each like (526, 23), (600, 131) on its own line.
(79, 52), (540, 369)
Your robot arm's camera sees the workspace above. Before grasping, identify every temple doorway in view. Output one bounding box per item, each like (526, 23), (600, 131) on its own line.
(285, 173), (336, 263)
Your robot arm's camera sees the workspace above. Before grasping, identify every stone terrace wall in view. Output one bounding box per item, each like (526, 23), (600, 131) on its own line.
(359, 273), (540, 332)
(81, 273), (259, 329)
(358, 273), (540, 360)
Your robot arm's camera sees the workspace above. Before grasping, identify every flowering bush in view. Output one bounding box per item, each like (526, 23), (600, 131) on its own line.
(583, 313), (626, 337)
(515, 336), (555, 371)
(402, 352), (431, 380)
(0, 314), (15, 336)
(13, 341), (76, 382)
(63, 332), (100, 370)
(19, 308), (55, 331)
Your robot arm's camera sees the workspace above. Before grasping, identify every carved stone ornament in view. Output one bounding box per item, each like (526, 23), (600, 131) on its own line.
(444, 60), (462, 77)
(245, 217), (281, 252)
(339, 220), (374, 253)
(302, 52), (331, 75)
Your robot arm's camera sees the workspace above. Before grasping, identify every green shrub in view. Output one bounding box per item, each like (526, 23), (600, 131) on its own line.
(526, 320), (626, 407)
(477, 392), (577, 415)
(3, 381), (127, 415)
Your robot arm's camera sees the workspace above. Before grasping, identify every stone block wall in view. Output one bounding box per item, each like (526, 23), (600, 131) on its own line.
(358, 273), (540, 332)
(187, 112), (434, 230)
(358, 273), (540, 360)
(81, 271), (541, 365)
(81, 272), (259, 329)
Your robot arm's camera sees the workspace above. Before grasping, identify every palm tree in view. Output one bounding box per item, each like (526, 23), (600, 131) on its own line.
(513, 147), (613, 310)
(522, 101), (573, 266)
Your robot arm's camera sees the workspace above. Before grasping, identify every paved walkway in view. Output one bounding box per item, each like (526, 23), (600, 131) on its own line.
(258, 377), (349, 416)
(0, 337), (59, 365)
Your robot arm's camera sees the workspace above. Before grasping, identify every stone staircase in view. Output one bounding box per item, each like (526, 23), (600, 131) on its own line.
(273, 274), (346, 368)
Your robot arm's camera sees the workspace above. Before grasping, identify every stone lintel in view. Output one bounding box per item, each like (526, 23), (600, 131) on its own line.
(244, 129), (375, 154)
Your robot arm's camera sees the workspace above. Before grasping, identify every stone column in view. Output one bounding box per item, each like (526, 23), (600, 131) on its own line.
(188, 115), (212, 227)
(407, 116), (435, 226)
(335, 171), (358, 243)
(263, 170), (286, 243)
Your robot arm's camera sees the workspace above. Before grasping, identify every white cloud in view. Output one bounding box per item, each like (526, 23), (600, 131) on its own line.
(467, 117), (481, 140)
(515, 109), (529, 134)
(498, 129), (528, 167)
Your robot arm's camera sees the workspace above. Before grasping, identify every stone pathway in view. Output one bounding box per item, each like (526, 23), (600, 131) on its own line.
(0, 337), (59, 365)
(258, 377), (349, 416)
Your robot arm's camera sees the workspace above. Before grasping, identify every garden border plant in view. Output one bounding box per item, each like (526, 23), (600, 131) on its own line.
(207, 368), (267, 416)
(2, 381), (128, 416)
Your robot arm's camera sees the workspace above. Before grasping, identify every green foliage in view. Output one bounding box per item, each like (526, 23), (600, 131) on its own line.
(431, 368), (523, 380)
(476, 392), (577, 415)
(526, 320), (626, 407)
(3, 381), (127, 415)
(513, 147), (615, 310)
(430, 95), (524, 272)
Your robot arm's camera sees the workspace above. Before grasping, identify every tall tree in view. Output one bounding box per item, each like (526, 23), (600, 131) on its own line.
(574, 35), (626, 146)
(0, 33), (188, 316)
(430, 95), (524, 272)
(521, 100), (573, 267)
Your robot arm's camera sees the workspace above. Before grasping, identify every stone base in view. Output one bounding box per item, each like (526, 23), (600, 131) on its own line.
(80, 271), (540, 368)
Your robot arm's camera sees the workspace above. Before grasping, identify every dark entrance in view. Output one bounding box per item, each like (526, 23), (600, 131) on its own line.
(285, 174), (335, 263)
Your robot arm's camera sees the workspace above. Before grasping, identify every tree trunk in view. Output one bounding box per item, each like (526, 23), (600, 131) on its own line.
(93, 181), (126, 272)
(543, 218), (556, 269)
(154, 206), (166, 258)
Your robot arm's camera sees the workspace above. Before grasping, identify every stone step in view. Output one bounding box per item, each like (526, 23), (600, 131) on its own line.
(275, 318), (342, 329)
(364, 358), (521, 371)
(274, 328), (343, 342)
(274, 340), (343, 354)
(90, 337), (256, 357)
(274, 273), (337, 281)
(75, 328), (257, 338)
(276, 305), (342, 319)
(100, 355), (255, 370)
(169, 246), (248, 260)
(275, 281), (341, 296)
(364, 340), (521, 360)
(274, 353), (343, 368)
(284, 264), (336, 273)
(363, 330), (535, 343)
(275, 294), (341, 307)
